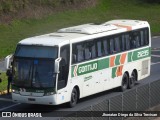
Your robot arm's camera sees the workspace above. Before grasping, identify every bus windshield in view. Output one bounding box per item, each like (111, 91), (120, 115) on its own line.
(15, 45), (58, 58)
(13, 45), (58, 88)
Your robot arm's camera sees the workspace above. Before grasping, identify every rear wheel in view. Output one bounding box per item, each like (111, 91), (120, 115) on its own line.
(128, 71), (137, 89)
(121, 73), (129, 92)
(68, 88), (78, 108)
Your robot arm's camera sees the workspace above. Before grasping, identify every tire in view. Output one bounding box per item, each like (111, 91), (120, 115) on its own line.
(121, 73), (129, 92)
(68, 88), (78, 108)
(128, 71), (137, 89)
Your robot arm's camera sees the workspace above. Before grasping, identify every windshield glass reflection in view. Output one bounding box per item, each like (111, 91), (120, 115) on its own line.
(13, 59), (56, 88)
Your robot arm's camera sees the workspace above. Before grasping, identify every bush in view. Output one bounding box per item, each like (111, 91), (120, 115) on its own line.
(0, 0), (86, 14)
(142, 0), (160, 3)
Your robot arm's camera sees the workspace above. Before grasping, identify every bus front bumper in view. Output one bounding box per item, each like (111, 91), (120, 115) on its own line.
(12, 93), (58, 105)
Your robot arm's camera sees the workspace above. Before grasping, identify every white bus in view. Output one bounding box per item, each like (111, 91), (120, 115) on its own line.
(6, 20), (151, 107)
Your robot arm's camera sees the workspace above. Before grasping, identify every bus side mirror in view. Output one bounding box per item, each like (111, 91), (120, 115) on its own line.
(5, 54), (13, 70)
(54, 57), (62, 74)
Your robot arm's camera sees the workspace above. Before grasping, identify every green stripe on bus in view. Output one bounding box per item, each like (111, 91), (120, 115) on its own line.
(128, 52), (133, 62)
(98, 58), (109, 70)
(128, 47), (150, 62)
(115, 55), (120, 65)
(112, 67), (117, 78)
(71, 65), (75, 77)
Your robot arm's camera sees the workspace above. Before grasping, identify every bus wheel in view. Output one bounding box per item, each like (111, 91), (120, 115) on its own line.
(128, 71), (136, 89)
(121, 73), (129, 92)
(69, 88), (78, 108)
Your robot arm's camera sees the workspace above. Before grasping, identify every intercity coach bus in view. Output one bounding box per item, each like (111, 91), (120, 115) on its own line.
(5, 20), (151, 107)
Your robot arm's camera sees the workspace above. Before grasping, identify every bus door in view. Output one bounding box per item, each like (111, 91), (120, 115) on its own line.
(57, 45), (70, 103)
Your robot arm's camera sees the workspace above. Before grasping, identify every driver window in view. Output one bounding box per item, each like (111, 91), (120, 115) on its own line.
(57, 44), (70, 90)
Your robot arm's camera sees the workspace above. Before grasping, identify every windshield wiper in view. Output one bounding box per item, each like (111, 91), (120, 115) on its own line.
(35, 71), (43, 88)
(32, 65), (43, 88)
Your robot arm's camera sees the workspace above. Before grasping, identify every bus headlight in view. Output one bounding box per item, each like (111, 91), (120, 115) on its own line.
(12, 89), (20, 94)
(44, 92), (54, 96)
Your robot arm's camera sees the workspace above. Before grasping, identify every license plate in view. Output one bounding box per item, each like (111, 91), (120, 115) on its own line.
(28, 98), (36, 101)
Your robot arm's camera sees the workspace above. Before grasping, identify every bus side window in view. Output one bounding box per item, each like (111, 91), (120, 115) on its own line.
(135, 32), (141, 47)
(140, 30), (144, 46)
(130, 33), (136, 49)
(58, 45), (70, 90)
(110, 38), (114, 54)
(77, 44), (84, 62)
(84, 43), (91, 60)
(91, 41), (96, 59)
(122, 34), (126, 51)
(72, 44), (77, 64)
(114, 37), (121, 52)
(97, 40), (103, 57)
(144, 29), (149, 45)
(103, 39), (109, 55)
(131, 32), (141, 48)
(125, 34), (130, 50)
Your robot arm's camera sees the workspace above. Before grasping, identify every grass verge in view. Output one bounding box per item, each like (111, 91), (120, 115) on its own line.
(0, 72), (7, 93)
(0, 0), (160, 59)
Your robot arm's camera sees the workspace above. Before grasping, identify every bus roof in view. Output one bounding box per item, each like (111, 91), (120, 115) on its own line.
(19, 20), (149, 46)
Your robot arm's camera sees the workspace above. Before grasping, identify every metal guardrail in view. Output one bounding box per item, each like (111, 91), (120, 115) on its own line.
(61, 79), (160, 120)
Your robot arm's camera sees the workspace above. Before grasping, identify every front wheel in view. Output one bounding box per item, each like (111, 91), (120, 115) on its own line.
(120, 73), (129, 92)
(68, 88), (78, 108)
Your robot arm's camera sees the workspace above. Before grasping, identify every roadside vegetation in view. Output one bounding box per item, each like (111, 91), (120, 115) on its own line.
(0, 0), (160, 59)
(0, 72), (7, 93)
(0, 0), (95, 23)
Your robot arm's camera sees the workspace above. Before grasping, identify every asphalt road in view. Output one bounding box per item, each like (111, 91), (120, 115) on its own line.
(0, 36), (160, 120)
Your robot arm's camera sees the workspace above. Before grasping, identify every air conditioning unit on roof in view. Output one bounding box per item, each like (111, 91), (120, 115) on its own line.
(58, 23), (118, 35)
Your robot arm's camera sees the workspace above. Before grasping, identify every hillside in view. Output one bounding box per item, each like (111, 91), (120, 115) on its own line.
(0, 0), (160, 58)
(0, 0), (96, 23)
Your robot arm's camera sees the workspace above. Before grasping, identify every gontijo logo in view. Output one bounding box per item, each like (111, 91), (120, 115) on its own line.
(78, 63), (98, 74)
(72, 61), (98, 77)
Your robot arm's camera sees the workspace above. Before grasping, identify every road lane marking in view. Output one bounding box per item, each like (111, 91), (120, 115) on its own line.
(152, 50), (160, 51)
(151, 62), (160, 65)
(151, 55), (160, 57)
(0, 98), (12, 102)
(152, 36), (160, 39)
(0, 103), (21, 111)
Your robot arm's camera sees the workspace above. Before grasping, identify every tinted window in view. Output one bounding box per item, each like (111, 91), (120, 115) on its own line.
(72, 40), (97, 64)
(71, 28), (149, 64)
(110, 38), (114, 54)
(125, 34), (130, 50)
(144, 29), (149, 45)
(91, 42), (97, 59)
(103, 39), (109, 55)
(115, 37), (121, 52)
(84, 43), (91, 60)
(122, 34), (126, 51)
(77, 44), (84, 62)
(135, 32), (141, 47)
(140, 31), (144, 46)
(58, 45), (70, 90)
(97, 40), (103, 57)
(130, 33), (137, 49)
(15, 45), (58, 58)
